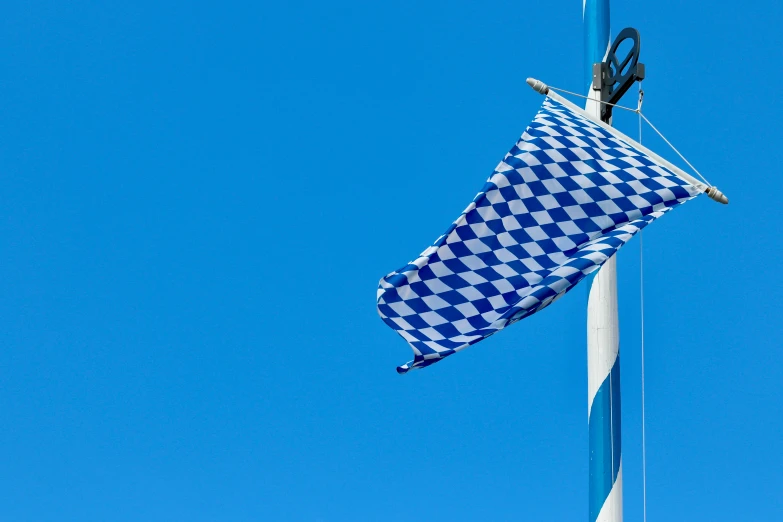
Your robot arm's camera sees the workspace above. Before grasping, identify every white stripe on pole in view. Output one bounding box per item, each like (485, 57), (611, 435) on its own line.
(587, 254), (623, 522)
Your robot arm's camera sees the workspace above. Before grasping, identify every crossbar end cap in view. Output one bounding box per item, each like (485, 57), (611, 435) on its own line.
(526, 78), (549, 95)
(706, 186), (729, 204)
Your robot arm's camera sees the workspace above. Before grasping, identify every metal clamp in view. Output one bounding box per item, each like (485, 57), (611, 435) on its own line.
(592, 27), (645, 122)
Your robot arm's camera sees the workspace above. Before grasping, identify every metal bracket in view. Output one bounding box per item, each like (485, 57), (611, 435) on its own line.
(592, 27), (645, 122)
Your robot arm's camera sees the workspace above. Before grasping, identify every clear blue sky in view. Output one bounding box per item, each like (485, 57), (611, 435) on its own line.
(1, 1), (781, 520)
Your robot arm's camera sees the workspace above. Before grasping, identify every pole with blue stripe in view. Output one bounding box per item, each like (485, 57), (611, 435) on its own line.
(584, 1), (623, 521)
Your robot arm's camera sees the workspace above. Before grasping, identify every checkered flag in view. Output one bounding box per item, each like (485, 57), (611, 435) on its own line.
(378, 96), (701, 373)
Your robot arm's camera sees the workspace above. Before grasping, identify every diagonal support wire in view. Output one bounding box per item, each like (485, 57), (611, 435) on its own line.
(543, 83), (713, 187)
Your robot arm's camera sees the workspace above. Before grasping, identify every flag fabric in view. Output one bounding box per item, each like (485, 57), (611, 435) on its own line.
(377, 95), (702, 374)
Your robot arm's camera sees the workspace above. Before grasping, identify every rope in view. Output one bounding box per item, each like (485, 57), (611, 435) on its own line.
(637, 112), (711, 186)
(639, 82), (648, 522)
(546, 86), (640, 114)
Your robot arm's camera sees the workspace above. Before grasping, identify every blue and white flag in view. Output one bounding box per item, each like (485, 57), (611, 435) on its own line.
(377, 93), (707, 374)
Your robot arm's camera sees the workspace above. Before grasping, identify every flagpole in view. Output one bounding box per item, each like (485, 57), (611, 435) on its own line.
(584, 1), (623, 521)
